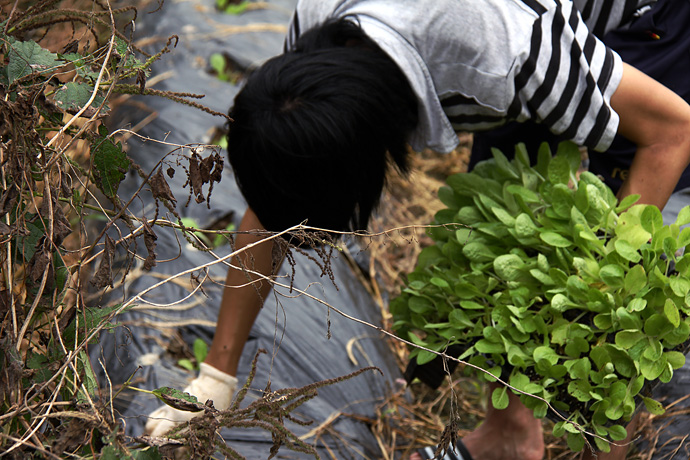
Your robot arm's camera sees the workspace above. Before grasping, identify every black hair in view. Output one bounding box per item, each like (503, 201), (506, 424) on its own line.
(227, 18), (418, 235)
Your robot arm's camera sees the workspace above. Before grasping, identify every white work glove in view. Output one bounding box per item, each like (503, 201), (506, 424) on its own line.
(145, 363), (238, 437)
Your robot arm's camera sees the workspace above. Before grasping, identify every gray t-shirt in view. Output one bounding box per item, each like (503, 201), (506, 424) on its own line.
(284, 0), (653, 153)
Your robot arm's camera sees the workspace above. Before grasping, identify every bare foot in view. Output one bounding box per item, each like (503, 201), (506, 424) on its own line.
(411, 383), (544, 460)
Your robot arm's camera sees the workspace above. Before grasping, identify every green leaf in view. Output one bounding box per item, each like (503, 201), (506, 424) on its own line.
(567, 357), (592, 380)
(675, 206), (690, 227)
(599, 264), (624, 288)
(54, 81), (109, 114)
(624, 265), (646, 295)
(626, 298), (647, 312)
(408, 296), (433, 314)
(557, 141), (582, 171)
(552, 421), (567, 438)
(416, 349), (438, 365)
(594, 436), (612, 453)
(91, 125), (129, 198)
(663, 319), (690, 346)
(177, 359), (195, 371)
(462, 241), (496, 262)
(459, 300), (485, 310)
(642, 397), (665, 415)
(63, 303), (130, 346)
(607, 345), (637, 377)
(515, 213), (539, 238)
(475, 339), (505, 354)
(530, 269), (555, 285)
(219, 0), (251, 14)
(491, 386), (510, 410)
(132, 447), (163, 460)
(210, 52), (226, 74)
(640, 355), (667, 380)
(193, 338), (208, 364)
(506, 184), (540, 203)
(535, 142), (552, 175)
(669, 278), (690, 298)
(615, 330), (644, 349)
(615, 194), (640, 213)
(430, 277), (450, 289)
(58, 52), (100, 80)
(642, 338), (663, 361)
(664, 299), (681, 328)
(7, 39), (60, 84)
(566, 431), (586, 452)
(27, 352), (52, 383)
(533, 346), (559, 365)
(551, 293), (575, 312)
(547, 155), (571, 185)
(664, 351), (686, 369)
(550, 184), (575, 218)
(613, 239), (641, 263)
(540, 232), (572, 248)
(641, 205), (664, 234)
(616, 206), (652, 248)
(114, 36), (148, 71)
(644, 314), (673, 336)
(607, 424), (628, 441)
(493, 254), (525, 281)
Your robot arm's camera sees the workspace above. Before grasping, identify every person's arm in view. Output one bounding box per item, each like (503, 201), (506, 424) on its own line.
(146, 208), (276, 435)
(204, 207), (277, 376)
(611, 62), (690, 209)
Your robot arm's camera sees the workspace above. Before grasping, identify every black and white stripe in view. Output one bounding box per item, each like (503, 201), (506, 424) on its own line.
(281, 0), (656, 153)
(575, 0), (655, 36)
(421, 444), (469, 460)
(283, 11), (300, 53)
(442, 0), (631, 152)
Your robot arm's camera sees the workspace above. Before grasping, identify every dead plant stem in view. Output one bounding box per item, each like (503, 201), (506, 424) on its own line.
(0, 139), (18, 339)
(15, 172), (54, 351)
(43, 1), (115, 153)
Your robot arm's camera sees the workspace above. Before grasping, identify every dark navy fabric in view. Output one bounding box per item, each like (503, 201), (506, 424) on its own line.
(470, 0), (690, 194)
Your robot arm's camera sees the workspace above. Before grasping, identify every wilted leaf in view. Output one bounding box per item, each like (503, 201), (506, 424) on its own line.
(142, 220), (158, 271)
(149, 167), (177, 205)
(152, 387), (205, 412)
(92, 234), (116, 289)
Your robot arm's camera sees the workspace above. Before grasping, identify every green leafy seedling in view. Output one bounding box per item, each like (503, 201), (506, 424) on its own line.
(178, 337), (209, 371)
(391, 142), (690, 452)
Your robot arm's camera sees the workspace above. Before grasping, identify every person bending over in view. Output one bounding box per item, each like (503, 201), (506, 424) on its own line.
(146, 1), (690, 459)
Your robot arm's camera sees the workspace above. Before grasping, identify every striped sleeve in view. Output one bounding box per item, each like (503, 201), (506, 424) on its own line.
(575, 0), (656, 37)
(283, 11), (300, 53)
(509, 0), (622, 152)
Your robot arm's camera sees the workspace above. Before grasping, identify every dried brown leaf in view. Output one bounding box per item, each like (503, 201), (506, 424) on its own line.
(92, 234), (116, 288)
(189, 152), (204, 203)
(150, 166), (177, 205)
(143, 220), (158, 271)
(28, 244), (52, 283)
(0, 184), (19, 218)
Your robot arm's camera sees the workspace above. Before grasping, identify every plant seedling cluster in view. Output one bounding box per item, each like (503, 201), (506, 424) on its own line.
(391, 142), (690, 452)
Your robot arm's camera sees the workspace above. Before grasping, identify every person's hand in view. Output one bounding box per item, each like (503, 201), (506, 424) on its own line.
(145, 363), (238, 437)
